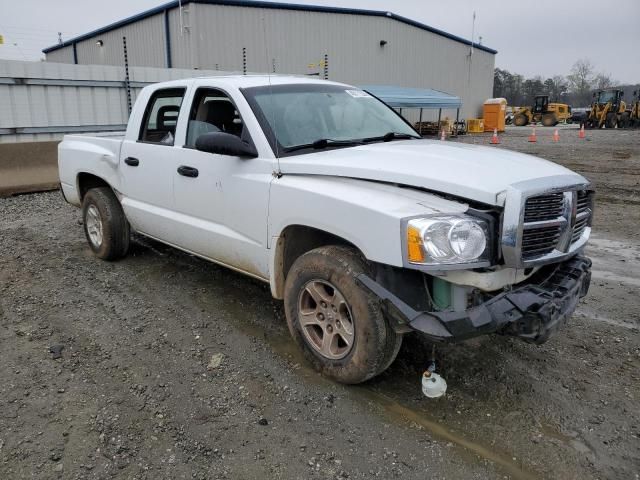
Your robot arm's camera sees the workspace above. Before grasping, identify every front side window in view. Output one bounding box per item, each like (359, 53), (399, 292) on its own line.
(185, 88), (244, 148)
(242, 84), (418, 156)
(139, 88), (185, 145)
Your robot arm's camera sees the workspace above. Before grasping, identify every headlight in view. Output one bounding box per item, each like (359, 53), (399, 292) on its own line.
(406, 215), (490, 266)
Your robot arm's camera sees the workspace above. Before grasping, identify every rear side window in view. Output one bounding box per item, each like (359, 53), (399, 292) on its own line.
(139, 88), (185, 145)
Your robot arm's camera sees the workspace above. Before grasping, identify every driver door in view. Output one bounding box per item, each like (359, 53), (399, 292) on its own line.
(170, 87), (271, 278)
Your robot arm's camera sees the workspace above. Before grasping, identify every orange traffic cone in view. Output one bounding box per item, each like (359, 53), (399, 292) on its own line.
(579, 125), (586, 139)
(440, 129), (446, 141)
(528, 126), (537, 143)
(490, 128), (500, 145)
(552, 129), (560, 142)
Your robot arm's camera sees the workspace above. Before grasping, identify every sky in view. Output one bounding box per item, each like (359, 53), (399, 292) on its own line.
(1, 0), (638, 84)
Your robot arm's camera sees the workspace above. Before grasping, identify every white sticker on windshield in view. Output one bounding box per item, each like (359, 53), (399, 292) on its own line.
(345, 89), (372, 98)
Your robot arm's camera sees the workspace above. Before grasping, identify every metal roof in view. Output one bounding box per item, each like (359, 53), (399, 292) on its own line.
(361, 85), (462, 109)
(42, 0), (497, 55)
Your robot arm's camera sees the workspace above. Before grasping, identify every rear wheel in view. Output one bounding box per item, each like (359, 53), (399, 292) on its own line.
(513, 113), (528, 127)
(284, 245), (401, 384)
(81, 187), (130, 260)
(541, 113), (557, 127)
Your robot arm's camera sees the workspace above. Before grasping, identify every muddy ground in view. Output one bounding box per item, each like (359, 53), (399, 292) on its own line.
(1, 127), (638, 480)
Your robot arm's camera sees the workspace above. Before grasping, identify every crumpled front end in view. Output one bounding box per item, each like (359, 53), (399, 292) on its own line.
(358, 255), (592, 344)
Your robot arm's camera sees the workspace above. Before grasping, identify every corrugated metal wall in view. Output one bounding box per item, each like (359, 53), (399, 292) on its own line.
(44, 4), (495, 118)
(0, 60), (226, 143)
(75, 14), (167, 68)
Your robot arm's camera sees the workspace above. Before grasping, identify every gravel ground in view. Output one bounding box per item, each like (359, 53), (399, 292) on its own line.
(1, 128), (639, 480)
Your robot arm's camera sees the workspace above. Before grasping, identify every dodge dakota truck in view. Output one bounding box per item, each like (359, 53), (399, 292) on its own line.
(58, 75), (593, 384)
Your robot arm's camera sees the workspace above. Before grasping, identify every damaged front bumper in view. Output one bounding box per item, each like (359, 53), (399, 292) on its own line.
(358, 256), (592, 345)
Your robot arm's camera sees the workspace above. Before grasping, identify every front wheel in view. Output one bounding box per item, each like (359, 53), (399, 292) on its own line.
(284, 246), (401, 384)
(541, 113), (557, 127)
(513, 113), (528, 127)
(81, 187), (130, 260)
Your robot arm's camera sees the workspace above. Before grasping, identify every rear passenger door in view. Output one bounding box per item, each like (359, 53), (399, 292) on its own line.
(120, 87), (187, 240)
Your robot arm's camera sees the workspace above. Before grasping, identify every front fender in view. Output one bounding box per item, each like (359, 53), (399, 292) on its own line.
(268, 175), (467, 269)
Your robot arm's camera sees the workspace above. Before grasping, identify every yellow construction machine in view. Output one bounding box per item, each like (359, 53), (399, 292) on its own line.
(628, 90), (640, 128)
(513, 95), (572, 127)
(585, 89), (627, 129)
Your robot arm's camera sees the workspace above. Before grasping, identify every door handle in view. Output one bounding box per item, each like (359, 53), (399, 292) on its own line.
(177, 165), (199, 178)
(124, 157), (139, 167)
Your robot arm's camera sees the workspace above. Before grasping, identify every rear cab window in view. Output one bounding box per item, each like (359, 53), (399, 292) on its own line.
(139, 88), (186, 145)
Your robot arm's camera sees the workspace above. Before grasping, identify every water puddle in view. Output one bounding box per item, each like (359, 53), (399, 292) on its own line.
(539, 422), (593, 456)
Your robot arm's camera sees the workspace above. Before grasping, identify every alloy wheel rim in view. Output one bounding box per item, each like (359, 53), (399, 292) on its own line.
(298, 279), (355, 360)
(86, 204), (104, 248)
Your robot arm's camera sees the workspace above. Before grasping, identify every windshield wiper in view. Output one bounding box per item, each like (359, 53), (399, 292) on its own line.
(362, 132), (421, 143)
(283, 138), (363, 153)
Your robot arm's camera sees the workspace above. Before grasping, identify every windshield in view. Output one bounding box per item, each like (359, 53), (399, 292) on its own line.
(597, 91), (617, 104)
(242, 84), (418, 155)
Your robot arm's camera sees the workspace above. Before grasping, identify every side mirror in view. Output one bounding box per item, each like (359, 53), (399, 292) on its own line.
(592, 92), (596, 98)
(195, 132), (258, 158)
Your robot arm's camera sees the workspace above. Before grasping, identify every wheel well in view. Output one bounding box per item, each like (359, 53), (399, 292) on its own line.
(272, 225), (362, 299)
(77, 173), (111, 200)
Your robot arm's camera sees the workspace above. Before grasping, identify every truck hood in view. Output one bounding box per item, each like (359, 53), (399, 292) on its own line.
(278, 140), (585, 206)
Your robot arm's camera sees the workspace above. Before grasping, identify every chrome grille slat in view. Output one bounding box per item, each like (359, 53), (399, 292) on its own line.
(521, 193), (565, 259)
(523, 192), (565, 223)
(571, 191), (593, 244)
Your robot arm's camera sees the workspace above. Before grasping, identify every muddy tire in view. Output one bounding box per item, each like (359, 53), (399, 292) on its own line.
(513, 113), (528, 127)
(81, 187), (130, 261)
(541, 113), (557, 127)
(605, 112), (617, 129)
(284, 245), (401, 384)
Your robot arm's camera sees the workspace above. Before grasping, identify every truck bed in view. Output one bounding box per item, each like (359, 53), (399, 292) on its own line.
(58, 133), (125, 207)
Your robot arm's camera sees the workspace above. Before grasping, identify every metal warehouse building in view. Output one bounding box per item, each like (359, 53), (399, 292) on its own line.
(42, 0), (496, 117)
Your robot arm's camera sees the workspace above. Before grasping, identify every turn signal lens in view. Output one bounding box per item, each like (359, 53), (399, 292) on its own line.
(407, 224), (425, 263)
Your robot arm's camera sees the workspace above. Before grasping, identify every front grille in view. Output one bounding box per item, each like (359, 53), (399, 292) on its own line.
(501, 183), (594, 268)
(523, 192), (564, 222)
(571, 190), (593, 243)
(521, 193), (565, 259)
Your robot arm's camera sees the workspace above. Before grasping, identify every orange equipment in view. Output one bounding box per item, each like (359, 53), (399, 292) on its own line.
(483, 98), (507, 132)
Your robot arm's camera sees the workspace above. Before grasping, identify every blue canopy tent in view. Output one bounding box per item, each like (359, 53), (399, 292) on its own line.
(360, 85), (463, 135)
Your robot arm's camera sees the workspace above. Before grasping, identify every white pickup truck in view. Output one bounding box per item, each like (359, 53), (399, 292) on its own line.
(59, 75), (593, 384)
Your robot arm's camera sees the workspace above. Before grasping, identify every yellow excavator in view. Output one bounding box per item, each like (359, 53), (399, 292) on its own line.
(513, 95), (572, 127)
(585, 89), (627, 129)
(628, 90), (640, 128)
